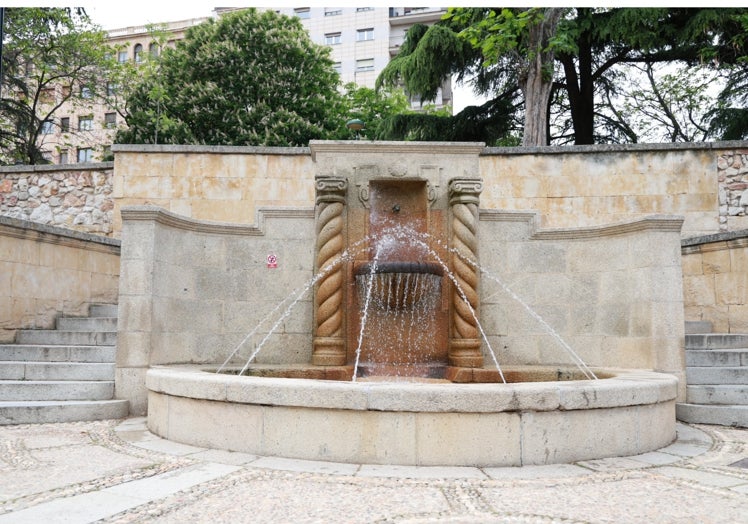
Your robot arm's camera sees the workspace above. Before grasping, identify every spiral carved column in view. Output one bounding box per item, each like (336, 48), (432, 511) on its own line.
(448, 178), (484, 368)
(312, 176), (348, 366)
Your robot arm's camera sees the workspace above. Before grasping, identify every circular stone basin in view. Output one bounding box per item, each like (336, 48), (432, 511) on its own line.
(145, 365), (678, 467)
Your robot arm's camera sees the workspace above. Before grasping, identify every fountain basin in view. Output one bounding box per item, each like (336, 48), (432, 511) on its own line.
(146, 365), (678, 467)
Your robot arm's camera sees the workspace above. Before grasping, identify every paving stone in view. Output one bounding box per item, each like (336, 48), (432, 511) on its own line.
(186, 449), (259, 466)
(129, 438), (207, 456)
(658, 441), (711, 457)
(483, 463), (590, 480)
(575, 456), (652, 471)
(357, 464), (487, 479)
(627, 451), (684, 466)
(251, 456), (360, 476)
(0, 419), (746, 524)
(655, 466), (748, 488)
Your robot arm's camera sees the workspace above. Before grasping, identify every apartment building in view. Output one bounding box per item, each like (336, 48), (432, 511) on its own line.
(39, 7), (449, 165)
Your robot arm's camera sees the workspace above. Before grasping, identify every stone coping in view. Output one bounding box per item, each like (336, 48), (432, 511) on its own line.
(682, 228), (748, 248)
(483, 140), (748, 155)
(146, 365), (678, 414)
(108, 140), (748, 158)
(0, 215), (120, 250)
(0, 161), (112, 174)
(111, 144), (309, 155)
(120, 205), (314, 236)
(480, 210), (684, 239)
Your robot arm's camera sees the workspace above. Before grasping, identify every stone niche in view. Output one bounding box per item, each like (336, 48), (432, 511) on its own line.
(309, 141), (487, 376)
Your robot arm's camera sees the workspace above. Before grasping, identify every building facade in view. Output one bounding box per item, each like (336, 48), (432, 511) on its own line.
(37, 7), (449, 165)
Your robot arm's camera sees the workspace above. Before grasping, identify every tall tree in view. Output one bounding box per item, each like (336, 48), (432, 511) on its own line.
(707, 12), (748, 140)
(451, 8), (565, 146)
(0, 8), (111, 164)
(378, 7), (748, 146)
(118, 9), (347, 146)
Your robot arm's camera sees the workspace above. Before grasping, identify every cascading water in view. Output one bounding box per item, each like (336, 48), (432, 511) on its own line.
(353, 260), (444, 379)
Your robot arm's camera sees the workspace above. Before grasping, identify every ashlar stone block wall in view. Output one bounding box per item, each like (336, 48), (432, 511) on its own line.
(111, 145), (313, 234)
(478, 211), (686, 398)
(0, 216), (120, 342)
(117, 205), (315, 415)
(682, 230), (748, 332)
(117, 202), (687, 412)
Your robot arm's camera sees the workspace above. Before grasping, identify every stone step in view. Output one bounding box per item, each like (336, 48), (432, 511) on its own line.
(686, 366), (748, 385)
(0, 399), (129, 425)
(676, 403), (748, 428)
(0, 380), (115, 401)
(686, 333), (748, 350)
(15, 330), (116, 346)
(685, 320), (713, 334)
(89, 304), (118, 318)
(685, 349), (748, 367)
(56, 316), (117, 332)
(686, 384), (748, 405)
(0, 344), (115, 363)
(0, 362), (115, 381)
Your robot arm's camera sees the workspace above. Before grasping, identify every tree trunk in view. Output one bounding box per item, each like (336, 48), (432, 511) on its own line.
(520, 8), (563, 147)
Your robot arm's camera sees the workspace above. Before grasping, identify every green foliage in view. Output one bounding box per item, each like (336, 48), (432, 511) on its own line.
(376, 97), (514, 145)
(377, 7), (748, 146)
(118, 9), (347, 146)
(0, 7), (110, 164)
(341, 82), (409, 140)
(377, 23), (470, 103)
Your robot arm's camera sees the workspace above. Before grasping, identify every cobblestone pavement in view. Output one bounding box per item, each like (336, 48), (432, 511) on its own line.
(0, 418), (746, 523)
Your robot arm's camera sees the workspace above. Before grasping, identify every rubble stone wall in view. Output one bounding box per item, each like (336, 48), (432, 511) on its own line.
(0, 163), (114, 236)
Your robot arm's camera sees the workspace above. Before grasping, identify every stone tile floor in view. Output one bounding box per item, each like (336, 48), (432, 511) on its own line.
(0, 418), (746, 523)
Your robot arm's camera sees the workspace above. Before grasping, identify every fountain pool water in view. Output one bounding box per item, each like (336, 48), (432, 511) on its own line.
(137, 141), (681, 467)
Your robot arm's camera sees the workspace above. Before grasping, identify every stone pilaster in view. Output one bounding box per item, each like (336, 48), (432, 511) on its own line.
(312, 176), (348, 366)
(448, 178), (484, 368)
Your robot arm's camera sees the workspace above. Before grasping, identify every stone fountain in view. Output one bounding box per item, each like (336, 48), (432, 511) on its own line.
(117, 141), (683, 467)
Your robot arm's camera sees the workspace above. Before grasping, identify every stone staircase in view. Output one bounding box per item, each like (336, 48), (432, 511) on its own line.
(0, 304), (129, 424)
(676, 329), (748, 428)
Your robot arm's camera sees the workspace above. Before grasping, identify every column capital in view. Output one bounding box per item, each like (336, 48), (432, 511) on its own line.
(315, 176), (348, 205)
(448, 178), (483, 206)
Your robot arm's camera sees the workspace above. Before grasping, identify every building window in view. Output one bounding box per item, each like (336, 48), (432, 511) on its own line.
(78, 116), (93, 131)
(40, 88), (55, 104)
(355, 58), (374, 72)
(324, 32), (341, 45)
(149, 42), (160, 57)
(104, 112), (117, 129)
(41, 120), (54, 134)
(294, 8), (310, 19)
(117, 50), (128, 63)
(324, 8), (341, 16)
(80, 85), (93, 99)
(106, 82), (117, 96)
(59, 150), (68, 164)
(134, 44), (143, 63)
(60, 117), (70, 132)
(356, 28), (374, 41)
(77, 148), (93, 163)
(333, 62), (342, 73)
(356, 7), (373, 12)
